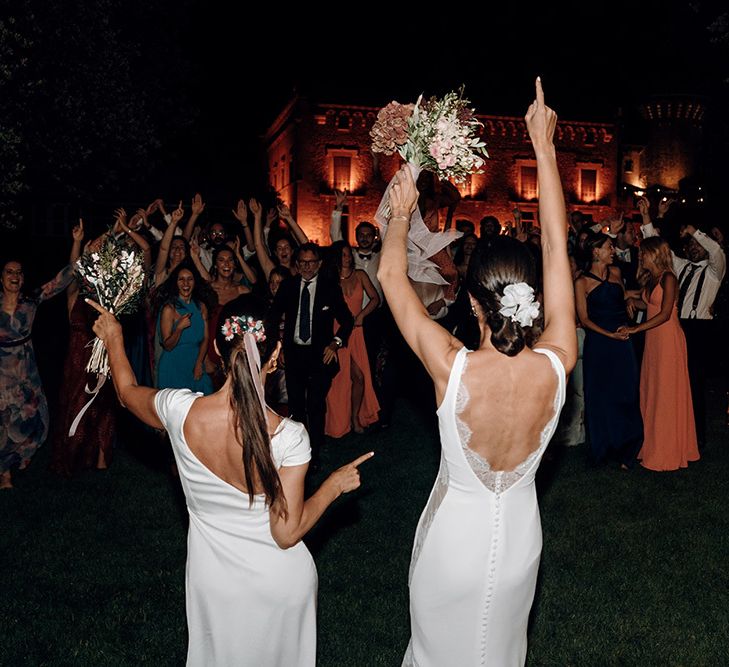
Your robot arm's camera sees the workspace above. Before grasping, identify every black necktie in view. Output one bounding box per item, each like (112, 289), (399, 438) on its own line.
(299, 280), (312, 342)
(677, 263), (699, 317)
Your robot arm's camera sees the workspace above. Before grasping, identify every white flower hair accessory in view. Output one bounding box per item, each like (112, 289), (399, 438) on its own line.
(499, 282), (540, 328)
(221, 316), (266, 342)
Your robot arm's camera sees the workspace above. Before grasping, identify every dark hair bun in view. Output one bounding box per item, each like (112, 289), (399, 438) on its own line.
(485, 311), (526, 357)
(466, 236), (542, 357)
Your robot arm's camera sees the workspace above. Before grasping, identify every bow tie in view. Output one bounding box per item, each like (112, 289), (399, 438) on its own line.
(357, 252), (372, 261)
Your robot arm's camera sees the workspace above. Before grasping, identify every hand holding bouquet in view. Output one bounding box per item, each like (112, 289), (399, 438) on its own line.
(370, 87), (488, 184)
(75, 233), (146, 376)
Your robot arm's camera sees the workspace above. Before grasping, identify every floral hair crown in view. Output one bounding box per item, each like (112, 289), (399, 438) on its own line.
(221, 316), (266, 343)
(498, 282), (540, 328)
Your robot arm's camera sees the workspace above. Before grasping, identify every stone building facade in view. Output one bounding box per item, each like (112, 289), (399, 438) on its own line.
(264, 96), (620, 244)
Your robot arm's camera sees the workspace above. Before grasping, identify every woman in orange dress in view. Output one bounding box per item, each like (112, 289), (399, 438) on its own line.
(325, 241), (380, 436)
(620, 237), (699, 470)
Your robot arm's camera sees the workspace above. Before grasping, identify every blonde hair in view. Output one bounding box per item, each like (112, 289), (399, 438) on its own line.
(638, 237), (674, 290)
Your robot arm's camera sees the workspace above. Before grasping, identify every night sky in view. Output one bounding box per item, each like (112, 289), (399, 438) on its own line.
(3, 0), (728, 248)
(188, 1), (727, 194)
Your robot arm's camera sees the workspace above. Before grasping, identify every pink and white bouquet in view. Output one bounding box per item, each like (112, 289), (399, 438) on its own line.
(370, 87), (488, 183)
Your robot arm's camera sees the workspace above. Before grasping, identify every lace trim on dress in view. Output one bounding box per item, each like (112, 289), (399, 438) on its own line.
(456, 352), (559, 493)
(408, 450), (449, 585)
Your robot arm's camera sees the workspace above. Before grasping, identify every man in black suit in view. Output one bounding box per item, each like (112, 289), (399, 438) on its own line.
(267, 242), (354, 460)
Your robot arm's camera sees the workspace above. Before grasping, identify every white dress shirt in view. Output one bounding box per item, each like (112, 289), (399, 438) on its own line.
(641, 222), (726, 319)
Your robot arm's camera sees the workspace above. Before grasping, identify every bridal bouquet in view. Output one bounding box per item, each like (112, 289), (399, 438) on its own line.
(75, 233), (146, 376)
(370, 87), (489, 183)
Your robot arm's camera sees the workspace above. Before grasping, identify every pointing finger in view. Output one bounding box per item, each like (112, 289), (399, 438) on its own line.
(350, 451), (375, 468)
(535, 76), (544, 107)
(85, 298), (110, 315)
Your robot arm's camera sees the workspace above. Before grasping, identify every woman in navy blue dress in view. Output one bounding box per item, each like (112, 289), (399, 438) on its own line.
(575, 234), (643, 467)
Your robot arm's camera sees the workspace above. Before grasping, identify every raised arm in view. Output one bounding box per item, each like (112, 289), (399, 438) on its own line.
(125, 211), (153, 269)
(377, 166), (461, 386)
(525, 77), (576, 373)
(682, 225), (726, 281)
(189, 236), (212, 283)
(228, 236), (257, 285)
(182, 193), (205, 241)
(154, 202), (184, 284)
(278, 203), (309, 245)
(232, 199), (255, 254)
(250, 198), (276, 281)
(330, 189), (347, 242)
(86, 299), (162, 428)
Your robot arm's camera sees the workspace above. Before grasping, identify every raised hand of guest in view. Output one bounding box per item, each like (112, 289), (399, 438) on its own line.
(657, 197), (674, 219)
(608, 214), (625, 236)
(113, 208), (128, 234)
(232, 199), (248, 223)
(191, 193), (205, 217)
(277, 203), (293, 220)
(334, 189), (349, 211)
(637, 196), (650, 220)
(72, 218), (84, 243)
(171, 200), (184, 225)
(248, 198), (262, 218)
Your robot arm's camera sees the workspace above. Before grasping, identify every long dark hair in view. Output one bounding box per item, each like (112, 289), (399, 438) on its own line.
(323, 240), (352, 280)
(466, 236), (543, 357)
(581, 232), (611, 272)
(165, 236), (190, 270)
(154, 259), (212, 311)
(210, 246), (239, 281)
(215, 295), (286, 517)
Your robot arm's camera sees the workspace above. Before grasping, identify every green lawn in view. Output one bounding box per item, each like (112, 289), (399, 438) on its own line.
(2, 382), (728, 666)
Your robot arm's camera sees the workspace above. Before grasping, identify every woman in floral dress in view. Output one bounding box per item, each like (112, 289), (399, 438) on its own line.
(1, 255), (76, 489)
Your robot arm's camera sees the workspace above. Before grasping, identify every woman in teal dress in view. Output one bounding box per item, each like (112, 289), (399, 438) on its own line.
(1, 258), (76, 488)
(156, 261), (213, 395)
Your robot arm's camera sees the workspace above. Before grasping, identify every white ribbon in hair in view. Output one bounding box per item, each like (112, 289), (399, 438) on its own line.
(243, 332), (268, 425)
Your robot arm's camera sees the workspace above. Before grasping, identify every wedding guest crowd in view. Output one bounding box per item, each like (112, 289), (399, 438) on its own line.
(1, 160), (726, 489)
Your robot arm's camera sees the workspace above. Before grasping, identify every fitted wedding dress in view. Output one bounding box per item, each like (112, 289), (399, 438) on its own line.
(403, 346), (565, 667)
(155, 388), (317, 667)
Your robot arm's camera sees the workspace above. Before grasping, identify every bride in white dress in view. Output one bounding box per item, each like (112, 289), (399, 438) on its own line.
(378, 79), (577, 666)
(87, 295), (373, 666)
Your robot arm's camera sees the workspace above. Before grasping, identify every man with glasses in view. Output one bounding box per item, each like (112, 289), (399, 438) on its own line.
(267, 243), (354, 464)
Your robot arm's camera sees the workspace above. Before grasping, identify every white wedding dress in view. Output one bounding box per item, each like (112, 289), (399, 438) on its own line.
(155, 388), (317, 667)
(403, 346), (565, 667)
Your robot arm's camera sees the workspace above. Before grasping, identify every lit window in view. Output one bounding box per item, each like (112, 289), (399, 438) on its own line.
(333, 156), (351, 191)
(520, 165), (538, 200)
(580, 169), (597, 202)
